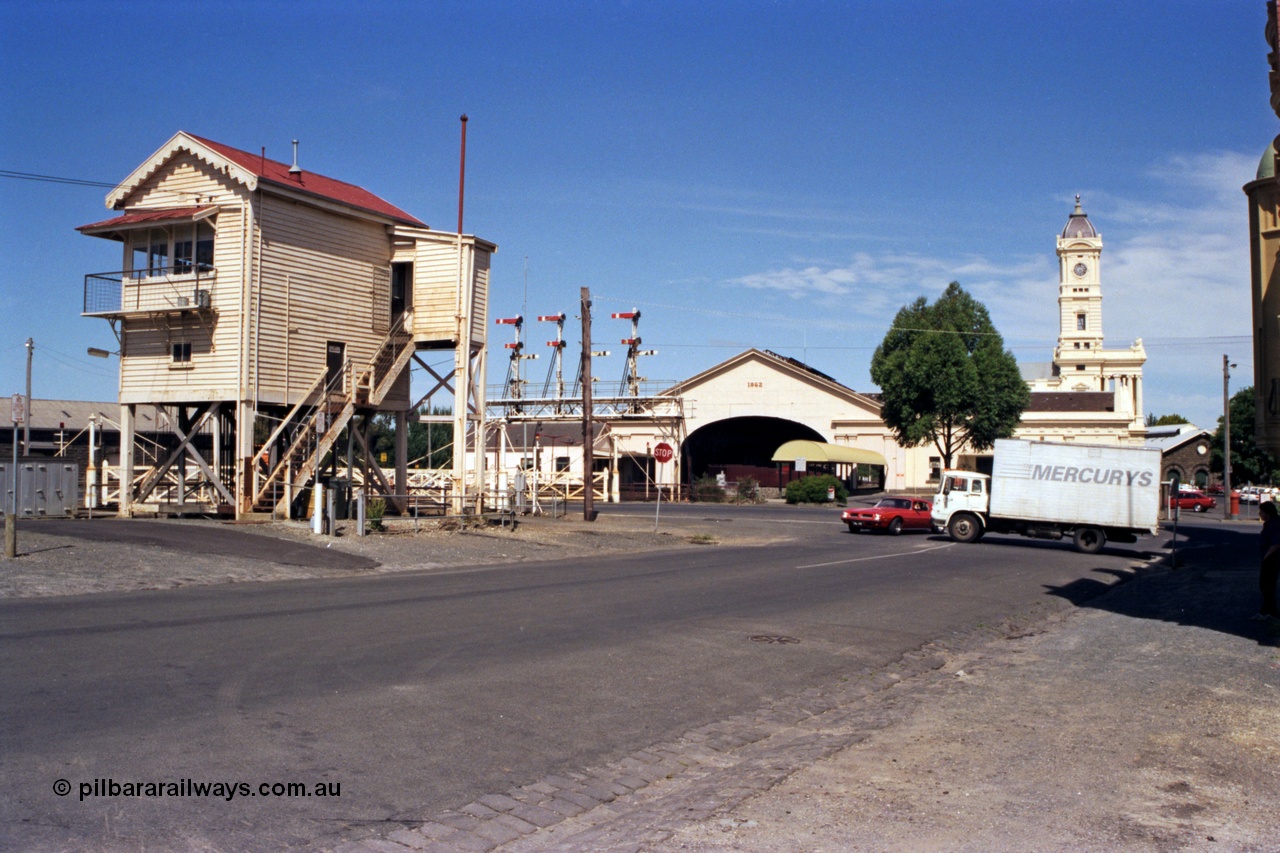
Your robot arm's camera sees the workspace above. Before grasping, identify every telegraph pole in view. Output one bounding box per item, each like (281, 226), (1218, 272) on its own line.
(581, 287), (594, 522)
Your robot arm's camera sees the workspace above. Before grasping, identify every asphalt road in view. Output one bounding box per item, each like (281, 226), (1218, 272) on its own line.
(30, 519), (379, 571)
(0, 512), (1165, 851)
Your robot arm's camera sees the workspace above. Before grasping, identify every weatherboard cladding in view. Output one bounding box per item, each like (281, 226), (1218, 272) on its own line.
(253, 194), (397, 406)
(102, 155), (248, 404)
(115, 191), (249, 406)
(413, 239), (458, 342)
(410, 234), (490, 347)
(471, 248), (490, 343)
(125, 151), (248, 212)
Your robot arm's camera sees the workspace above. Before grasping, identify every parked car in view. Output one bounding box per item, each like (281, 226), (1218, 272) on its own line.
(1170, 491), (1216, 512)
(842, 497), (933, 535)
(1206, 484), (1225, 495)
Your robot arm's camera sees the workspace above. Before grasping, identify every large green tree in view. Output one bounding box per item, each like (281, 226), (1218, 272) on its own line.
(1146, 413), (1189, 426)
(870, 281), (1029, 469)
(1210, 386), (1279, 485)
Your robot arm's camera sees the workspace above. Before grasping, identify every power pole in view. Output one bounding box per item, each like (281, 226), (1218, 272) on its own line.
(581, 287), (594, 522)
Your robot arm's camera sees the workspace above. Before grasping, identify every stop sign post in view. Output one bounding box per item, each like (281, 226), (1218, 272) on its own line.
(652, 442), (673, 531)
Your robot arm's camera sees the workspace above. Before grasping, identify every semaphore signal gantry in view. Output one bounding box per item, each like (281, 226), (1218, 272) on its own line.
(489, 304), (669, 420)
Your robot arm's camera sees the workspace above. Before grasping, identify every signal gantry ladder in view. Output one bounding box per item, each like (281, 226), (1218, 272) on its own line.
(251, 314), (417, 517)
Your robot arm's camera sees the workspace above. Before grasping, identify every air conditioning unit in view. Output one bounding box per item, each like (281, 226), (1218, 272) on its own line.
(175, 296), (190, 307)
(195, 289), (211, 309)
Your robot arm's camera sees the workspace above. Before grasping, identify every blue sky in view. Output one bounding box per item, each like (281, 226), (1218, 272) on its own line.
(0, 0), (1269, 432)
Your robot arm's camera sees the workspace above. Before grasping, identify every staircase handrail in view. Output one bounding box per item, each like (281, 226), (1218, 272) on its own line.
(255, 368), (330, 469)
(356, 312), (412, 406)
(253, 364), (348, 507)
(257, 313), (415, 512)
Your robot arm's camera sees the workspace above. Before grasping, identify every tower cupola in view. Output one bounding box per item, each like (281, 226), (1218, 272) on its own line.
(1061, 194), (1098, 239)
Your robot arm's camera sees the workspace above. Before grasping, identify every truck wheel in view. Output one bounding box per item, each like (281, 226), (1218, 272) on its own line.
(948, 513), (982, 544)
(1073, 526), (1106, 554)
(888, 517), (903, 536)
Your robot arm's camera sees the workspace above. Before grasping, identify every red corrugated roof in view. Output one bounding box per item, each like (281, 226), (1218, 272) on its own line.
(188, 134), (426, 227)
(77, 206), (213, 232)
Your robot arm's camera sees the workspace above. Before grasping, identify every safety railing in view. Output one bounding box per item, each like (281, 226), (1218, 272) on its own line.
(83, 266), (215, 316)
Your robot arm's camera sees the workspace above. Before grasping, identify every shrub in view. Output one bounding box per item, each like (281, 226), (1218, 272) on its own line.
(736, 476), (760, 504)
(785, 474), (848, 505)
(367, 497), (386, 532)
(692, 474), (726, 503)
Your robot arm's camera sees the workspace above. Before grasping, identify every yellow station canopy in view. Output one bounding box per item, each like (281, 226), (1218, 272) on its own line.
(770, 439), (887, 467)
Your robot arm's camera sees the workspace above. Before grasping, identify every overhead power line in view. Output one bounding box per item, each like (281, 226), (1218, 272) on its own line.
(0, 169), (116, 188)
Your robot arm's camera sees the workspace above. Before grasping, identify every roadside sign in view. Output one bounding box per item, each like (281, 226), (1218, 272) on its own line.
(795, 457), (806, 473)
(10, 394), (24, 425)
(653, 442), (674, 464)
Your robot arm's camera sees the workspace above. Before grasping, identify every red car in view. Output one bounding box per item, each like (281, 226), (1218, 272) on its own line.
(842, 497), (933, 535)
(1171, 491), (1216, 512)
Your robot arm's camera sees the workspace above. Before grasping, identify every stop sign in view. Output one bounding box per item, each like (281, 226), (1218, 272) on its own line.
(653, 442), (674, 464)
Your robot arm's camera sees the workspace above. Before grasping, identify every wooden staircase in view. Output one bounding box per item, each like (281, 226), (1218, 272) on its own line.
(252, 316), (415, 516)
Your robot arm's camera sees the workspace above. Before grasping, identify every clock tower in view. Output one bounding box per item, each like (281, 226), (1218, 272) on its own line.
(1056, 195), (1104, 354)
(1026, 196), (1147, 441)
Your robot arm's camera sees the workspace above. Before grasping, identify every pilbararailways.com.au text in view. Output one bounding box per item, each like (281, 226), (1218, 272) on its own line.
(55, 778), (340, 802)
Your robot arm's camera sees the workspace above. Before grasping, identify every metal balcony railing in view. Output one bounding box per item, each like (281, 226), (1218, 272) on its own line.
(83, 265), (215, 316)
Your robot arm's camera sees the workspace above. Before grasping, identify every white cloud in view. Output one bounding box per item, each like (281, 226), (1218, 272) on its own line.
(729, 250), (1052, 341)
(723, 150), (1257, 429)
(1103, 155), (1254, 346)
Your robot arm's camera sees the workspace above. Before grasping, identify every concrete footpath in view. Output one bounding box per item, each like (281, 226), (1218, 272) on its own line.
(345, 520), (1280, 853)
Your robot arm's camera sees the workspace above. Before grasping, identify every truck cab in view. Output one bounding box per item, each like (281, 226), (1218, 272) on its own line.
(931, 471), (989, 541)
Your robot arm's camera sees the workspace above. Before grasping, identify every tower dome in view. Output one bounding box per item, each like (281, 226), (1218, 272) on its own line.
(1258, 140), (1277, 180)
(1062, 195), (1098, 239)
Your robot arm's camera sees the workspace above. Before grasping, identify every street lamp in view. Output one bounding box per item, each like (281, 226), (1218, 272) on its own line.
(1224, 354), (1237, 520)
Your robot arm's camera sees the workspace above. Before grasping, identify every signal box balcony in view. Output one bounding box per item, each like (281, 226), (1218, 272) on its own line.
(83, 266), (216, 319)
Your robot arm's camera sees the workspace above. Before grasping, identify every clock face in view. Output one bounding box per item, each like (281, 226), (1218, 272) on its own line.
(1073, 262), (1088, 277)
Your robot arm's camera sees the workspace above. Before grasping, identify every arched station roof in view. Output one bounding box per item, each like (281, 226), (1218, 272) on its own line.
(771, 439), (886, 466)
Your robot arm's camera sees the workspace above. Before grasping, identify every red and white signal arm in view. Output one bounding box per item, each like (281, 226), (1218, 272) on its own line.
(653, 442), (674, 464)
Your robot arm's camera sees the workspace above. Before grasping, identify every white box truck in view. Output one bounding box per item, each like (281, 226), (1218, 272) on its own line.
(930, 439), (1162, 554)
